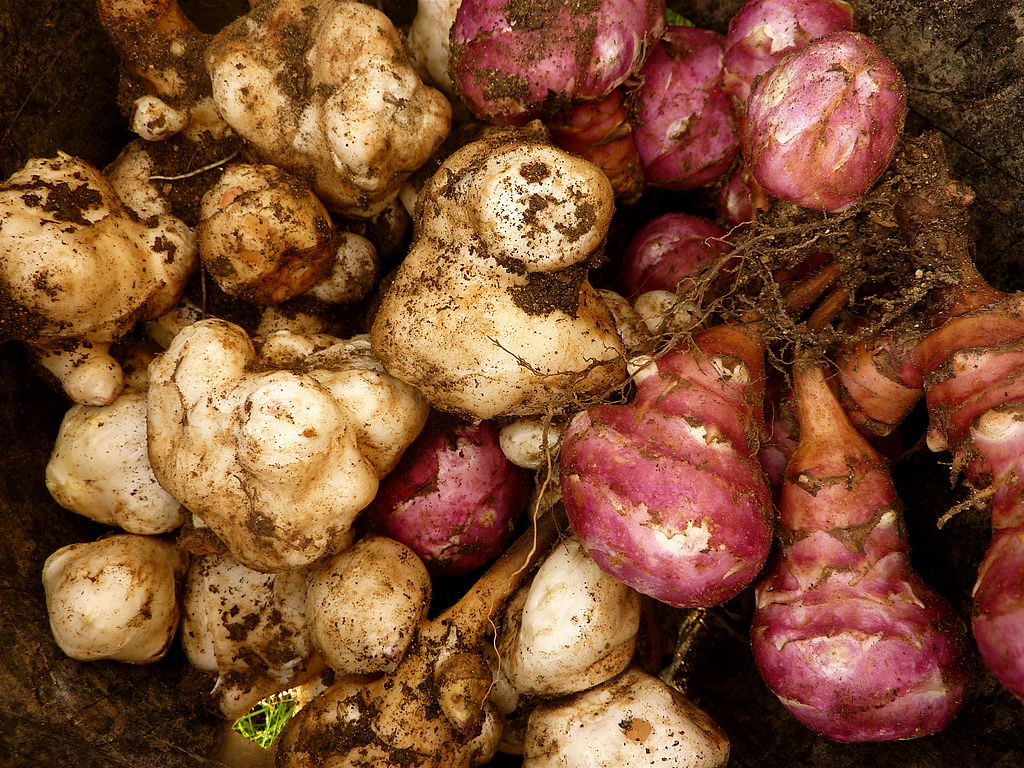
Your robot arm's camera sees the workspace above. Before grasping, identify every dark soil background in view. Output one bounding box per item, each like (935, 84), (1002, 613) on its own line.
(0, 0), (1022, 766)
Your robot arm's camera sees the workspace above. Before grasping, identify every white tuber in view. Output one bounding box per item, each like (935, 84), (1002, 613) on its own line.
(0, 153), (197, 405)
(147, 320), (428, 571)
(408, 0), (462, 95)
(498, 537), (640, 698)
(46, 389), (185, 535)
(306, 535), (431, 676)
(182, 552), (321, 719)
(371, 128), (627, 420)
(523, 668), (730, 768)
(632, 289), (703, 337)
(42, 534), (187, 664)
(598, 288), (653, 351)
(205, 0), (452, 217)
(498, 417), (564, 471)
(198, 164), (337, 304)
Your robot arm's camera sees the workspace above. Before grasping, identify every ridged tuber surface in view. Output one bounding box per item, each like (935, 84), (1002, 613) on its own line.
(205, 0), (451, 217)
(560, 320), (773, 608)
(751, 364), (970, 742)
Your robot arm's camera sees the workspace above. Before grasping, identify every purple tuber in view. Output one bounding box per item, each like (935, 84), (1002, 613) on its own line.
(450, 0), (665, 125)
(723, 0), (856, 107)
(364, 415), (531, 575)
(618, 212), (730, 298)
(752, 363), (970, 742)
(634, 26), (740, 190)
(742, 30), (906, 212)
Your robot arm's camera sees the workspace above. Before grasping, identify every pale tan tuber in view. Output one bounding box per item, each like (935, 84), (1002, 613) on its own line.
(523, 668), (730, 768)
(42, 534), (187, 664)
(205, 0), (452, 217)
(198, 164), (337, 304)
(306, 534), (432, 676)
(147, 321), (428, 572)
(182, 552), (322, 719)
(0, 153), (197, 405)
(46, 389), (185, 535)
(96, 0), (231, 143)
(497, 536), (640, 698)
(371, 128), (627, 420)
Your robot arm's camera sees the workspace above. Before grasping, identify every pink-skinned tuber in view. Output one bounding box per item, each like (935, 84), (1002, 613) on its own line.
(450, 0), (666, 125)
(43, 534), (188, 664)
(722, 0), (856, 107)
(618, 212), (731, 298)
(0, 153), (197, 405)
(548, 88), (645, 203)
(147, 322), (428, 572)
(522, 667), (729, 768)
(205, 0), (452, 217)
(742, 30), (906, 212)
(364, 415), (531, 575)
(370, 127), (627, 420)
(275, 510), (560, 768)
(560, 265), (840, 608)
(633, 26), (739, 191)
(752, 363), (970, 741)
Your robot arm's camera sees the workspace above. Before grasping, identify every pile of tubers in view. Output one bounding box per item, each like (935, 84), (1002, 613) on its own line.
(6, 0), (1023, 765)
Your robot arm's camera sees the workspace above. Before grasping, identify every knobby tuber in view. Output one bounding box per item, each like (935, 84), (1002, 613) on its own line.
(522, 667), (730, 768)
(496, 536), (641, 699)
(0, 153), (197, 404)
(183, 552), (322, 719)
(305, 535), (432, 677)
(205, 0), (452, 217)
(370, 127), (627, 420)
(43, 534), (188, 664)
(275, 510), (559, 768)
(46, 385), (185, 535)
(147, 322), (428, 572)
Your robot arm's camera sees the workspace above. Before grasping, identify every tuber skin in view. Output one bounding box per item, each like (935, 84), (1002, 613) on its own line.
(198, 164), (338, 304)
(450, 0), (666, 125)
(46, 388), (185, 535)
(822, 136), (1024, 698)
(0, 153), (197, 405)
(722, 0), (856, 107)
(751, 363), (970, 742)
(547, 88), (645, 203)
(370, 127), (627, 420)
(43, 534), (187, 664)
(182, 552), (322, 720)
(275, 510), (560, 768)
(522, 667), (730, 768)
(364, 415), (532, 575)
(633, 26), (739, 191)
(205, 0), (452, 217)
(147, 321), (428, 572)
(496, 536), (641, 699)
(560, 265), (841, 608)
(96, 0), (231, 143)
(618, 212), (731, 298)
(742, 30), (906, 212)
(306, 535), (432, 677)
(560, 318), (774, 609)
